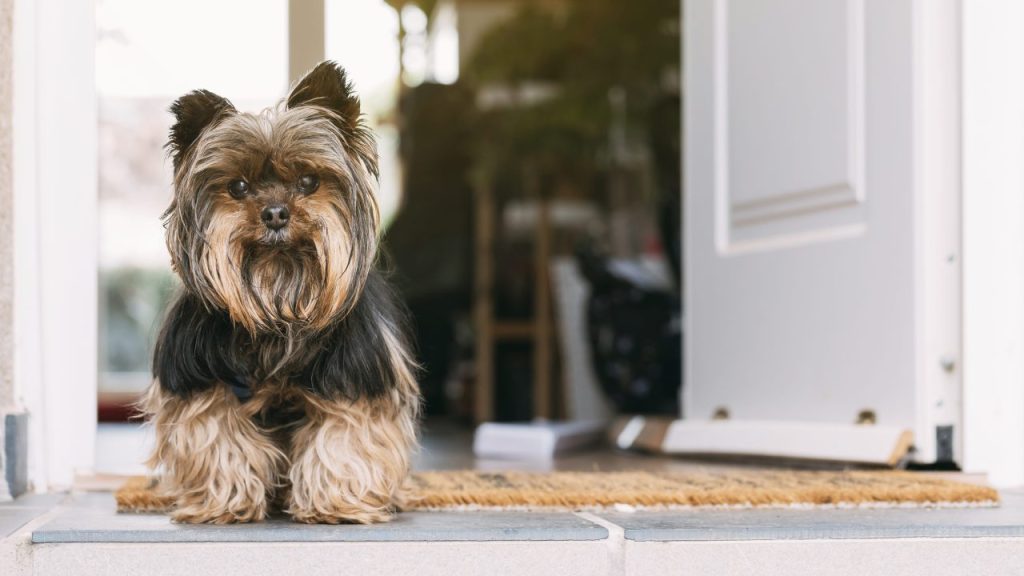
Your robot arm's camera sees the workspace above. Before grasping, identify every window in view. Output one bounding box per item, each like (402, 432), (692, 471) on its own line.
(324, 0), (403, 223)
(89, 0), (406, 476)
(95, 0), (288, 410)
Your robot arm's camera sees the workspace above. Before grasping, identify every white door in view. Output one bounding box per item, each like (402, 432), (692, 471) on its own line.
(684, 0), (960, 463)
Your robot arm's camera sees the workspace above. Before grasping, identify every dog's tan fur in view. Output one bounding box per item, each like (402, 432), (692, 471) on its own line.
(287, 393), (418, 524)
(142, 352), (418, 524)
(141, 384), (286, 524)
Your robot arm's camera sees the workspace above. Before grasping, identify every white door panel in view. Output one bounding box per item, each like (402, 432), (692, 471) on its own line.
(725, 0), (861, 222)
(685, 0), (958, 463)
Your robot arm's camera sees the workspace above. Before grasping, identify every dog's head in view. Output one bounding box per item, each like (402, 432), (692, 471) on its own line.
(164, 61), (379, 334)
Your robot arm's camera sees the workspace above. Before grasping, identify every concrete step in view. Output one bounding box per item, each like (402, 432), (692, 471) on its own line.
(4, 492), (1024, 575)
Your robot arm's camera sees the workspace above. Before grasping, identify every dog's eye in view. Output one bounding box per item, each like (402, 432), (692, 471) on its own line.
(228, 180), (250, 199)
(297, 174), (320, 195)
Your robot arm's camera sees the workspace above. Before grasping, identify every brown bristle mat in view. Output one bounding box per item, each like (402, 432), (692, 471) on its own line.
(116, 470), (998, 513)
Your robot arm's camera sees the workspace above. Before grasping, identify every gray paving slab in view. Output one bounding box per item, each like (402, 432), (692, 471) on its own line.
(32, 493), (608, 543)
(0, 492), (68, 510)
(1, 508), (46, 538)
(0, 492), (68, 538)
(30, 489), (1024, 545)
(599, 492), (1024, 541)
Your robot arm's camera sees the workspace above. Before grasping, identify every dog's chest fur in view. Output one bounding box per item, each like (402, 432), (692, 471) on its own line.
(153, 270), (407, 405)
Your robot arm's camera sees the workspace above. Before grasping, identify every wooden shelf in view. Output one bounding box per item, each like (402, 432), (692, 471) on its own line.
(473, 172), (555, 423)
(492, 321), (535, 340)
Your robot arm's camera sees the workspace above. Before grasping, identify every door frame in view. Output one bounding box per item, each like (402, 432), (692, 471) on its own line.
(960, 0), (1024, 487)
(13, 0), (98, 491)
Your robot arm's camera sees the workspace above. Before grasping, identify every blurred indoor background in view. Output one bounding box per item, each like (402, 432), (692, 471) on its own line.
(94, 0), (682, 469)
(10, 0), (1024, 492)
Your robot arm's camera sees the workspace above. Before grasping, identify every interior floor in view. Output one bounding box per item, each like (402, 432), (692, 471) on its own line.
(94, 417), (708, 475)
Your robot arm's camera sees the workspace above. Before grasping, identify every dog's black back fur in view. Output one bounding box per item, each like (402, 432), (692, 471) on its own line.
(154, 269), (411, 403)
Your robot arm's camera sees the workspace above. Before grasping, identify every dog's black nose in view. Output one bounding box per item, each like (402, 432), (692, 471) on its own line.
(261, 204), (290, 230)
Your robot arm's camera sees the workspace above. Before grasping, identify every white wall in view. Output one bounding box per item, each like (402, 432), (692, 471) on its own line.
(962, 0), (1024, 487)
(0, 0), (13, 410)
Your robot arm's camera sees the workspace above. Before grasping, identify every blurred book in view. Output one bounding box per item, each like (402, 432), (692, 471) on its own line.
(473, 420), (606, 460)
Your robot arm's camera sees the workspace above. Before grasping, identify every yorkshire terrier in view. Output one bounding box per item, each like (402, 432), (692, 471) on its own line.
(142, 62), (420, 524)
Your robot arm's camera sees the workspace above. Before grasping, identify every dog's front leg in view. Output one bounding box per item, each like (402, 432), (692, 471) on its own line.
(287, 392), (417, 524)
(142, 384), (285, 524)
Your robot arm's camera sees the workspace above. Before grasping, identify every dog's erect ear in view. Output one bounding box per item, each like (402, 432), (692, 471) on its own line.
(286, 61), (361, 132)
(167, 89), (236, 170)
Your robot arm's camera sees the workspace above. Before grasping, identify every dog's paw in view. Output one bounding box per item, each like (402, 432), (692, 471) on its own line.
(288, 500), (395, 525)
(145, 385), (287, 525)
(286, 452), (399, 524)
(170, 492), (269, 524)
(286, 411), (409, 524)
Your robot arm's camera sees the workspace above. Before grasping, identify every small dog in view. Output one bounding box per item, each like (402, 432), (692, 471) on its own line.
(142, 61), (420, 524)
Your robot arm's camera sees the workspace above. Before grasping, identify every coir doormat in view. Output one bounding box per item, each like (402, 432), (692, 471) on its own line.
(116, 469), (998, 514)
